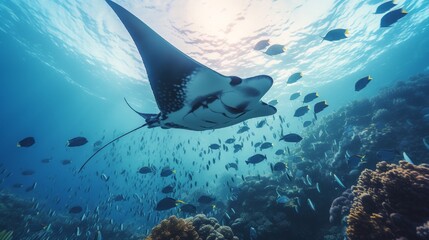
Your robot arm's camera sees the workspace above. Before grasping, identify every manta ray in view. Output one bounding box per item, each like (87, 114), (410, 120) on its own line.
(79, 0), (276, 172)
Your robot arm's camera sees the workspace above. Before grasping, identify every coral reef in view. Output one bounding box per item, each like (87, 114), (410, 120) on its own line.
(191, 214), (238, 240)
(297, 73), (429, 185)
(347, 161), (429, 240)
(145, 216), (199, 240)
(329, 188), (354, 224)
(145, 214), (238, 240)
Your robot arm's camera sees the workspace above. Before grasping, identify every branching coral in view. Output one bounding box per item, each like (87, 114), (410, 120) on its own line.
(145, 215), (199, 240)
(347, 161), (429, 240)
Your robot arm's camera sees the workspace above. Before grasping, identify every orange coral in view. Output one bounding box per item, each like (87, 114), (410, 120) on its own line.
(347, 161), (429, 240)
(145, 216), (200, 240)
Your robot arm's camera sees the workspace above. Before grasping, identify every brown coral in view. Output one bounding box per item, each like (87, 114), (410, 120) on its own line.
(347, 161), (429, 240)
(145, 214), (239, 240)
(190, 214), (239, 240)
(145, 215), (199, 240)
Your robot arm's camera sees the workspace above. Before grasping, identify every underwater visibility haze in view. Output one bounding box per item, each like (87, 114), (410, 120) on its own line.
(1, 0), (429, 239)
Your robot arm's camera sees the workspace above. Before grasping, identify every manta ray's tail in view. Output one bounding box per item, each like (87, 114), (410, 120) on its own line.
(78, 123), (148, 172)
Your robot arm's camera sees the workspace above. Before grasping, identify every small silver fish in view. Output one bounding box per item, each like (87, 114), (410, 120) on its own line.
(302, 177), (308, 185)
(424, 136), (429, 150)
(345, 150), (351, 159)
(94, 230), (103, 240)
(306, 174), (312, 186)
(250, 227), (257, 240)
(296, 197), (301, 206)
(45, 223), (51, 232)
(316, 182), (320, 193)
(231, 208), (236, 214)
(402, 152), (414, 164)
(333, 174), (346, 188)
(307, 198), (316, 211)
(101, 174), (109, 182)
(133, 193), (142, 202)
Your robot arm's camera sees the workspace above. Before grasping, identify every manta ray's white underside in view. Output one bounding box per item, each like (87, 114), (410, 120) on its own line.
(162, 68), (276, 130)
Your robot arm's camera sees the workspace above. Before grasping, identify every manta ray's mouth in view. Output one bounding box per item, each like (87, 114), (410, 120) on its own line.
(185, 91), (248, 117)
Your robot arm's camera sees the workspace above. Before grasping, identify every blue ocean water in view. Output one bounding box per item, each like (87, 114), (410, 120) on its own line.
(1, 0), (429, 239)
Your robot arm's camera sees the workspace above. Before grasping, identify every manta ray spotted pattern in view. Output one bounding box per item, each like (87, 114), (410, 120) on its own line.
(79, 0), (276, 171)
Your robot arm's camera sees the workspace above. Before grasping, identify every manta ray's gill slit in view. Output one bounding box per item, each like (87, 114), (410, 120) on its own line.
(206, 104), (235, 120)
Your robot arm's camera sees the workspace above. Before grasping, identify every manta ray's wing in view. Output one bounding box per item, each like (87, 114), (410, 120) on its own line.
(106, 0), (203, 115)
